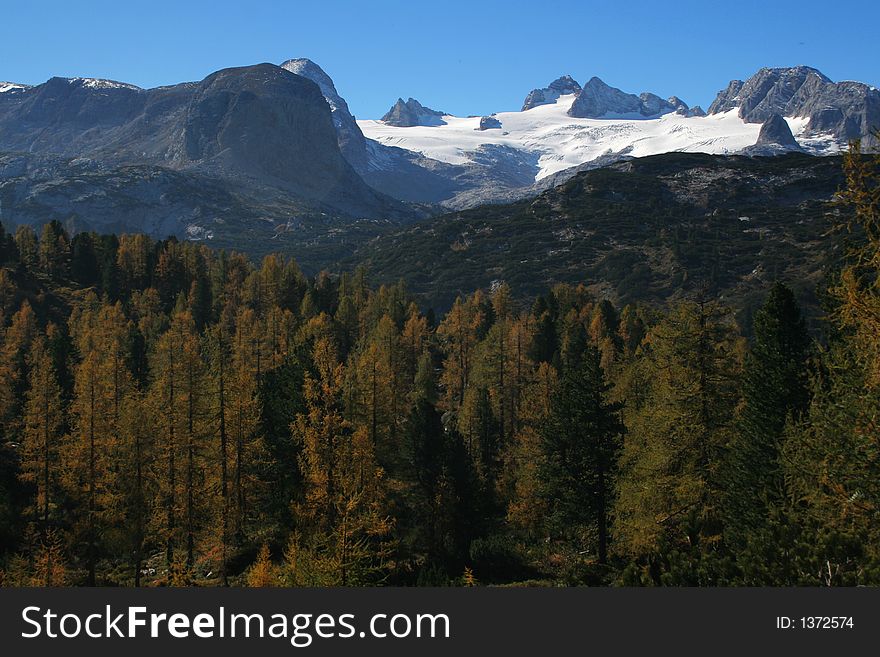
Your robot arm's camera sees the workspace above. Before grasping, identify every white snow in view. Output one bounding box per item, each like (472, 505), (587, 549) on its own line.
(69, 77), (141, 91)
(0, 82), (29, 93)
(359, 94), (830, 181)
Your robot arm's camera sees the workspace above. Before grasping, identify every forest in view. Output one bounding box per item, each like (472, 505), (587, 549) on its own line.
(0, 145), (877, 587)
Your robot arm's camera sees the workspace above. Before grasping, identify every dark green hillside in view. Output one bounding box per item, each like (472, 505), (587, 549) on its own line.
(351, 152), (847, 320)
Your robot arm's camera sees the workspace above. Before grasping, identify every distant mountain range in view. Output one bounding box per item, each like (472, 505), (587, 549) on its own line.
(0, 60), (877, 251)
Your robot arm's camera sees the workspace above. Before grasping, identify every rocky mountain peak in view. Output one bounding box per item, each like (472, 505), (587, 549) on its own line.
(742, 113), (803, 156)
(381, 98), (446, 127)
(0, 81), (32, 94)
(280, 58), (342, 110)
(568, 77), (679, 119)
(280, 57), (368, 170)
(708, 65), (878, 145)
(521, 75), (582, 111)
(757, 113), (800, 147)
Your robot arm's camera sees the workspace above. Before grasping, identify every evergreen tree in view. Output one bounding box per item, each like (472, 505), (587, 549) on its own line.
(539, 346), (624, 564)
(723, 282), (811, 547)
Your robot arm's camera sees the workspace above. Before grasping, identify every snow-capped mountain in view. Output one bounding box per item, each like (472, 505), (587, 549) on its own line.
(360, 93), (769, 182)
(348, 66), (876, 208)
(708, 66), (879, 145)
(381, 98), (446, 127)
(522, 75), (581, 111)
(1, 59), (877, 230)
(0, 82), (31, 93)
(280, 58), (368, 170)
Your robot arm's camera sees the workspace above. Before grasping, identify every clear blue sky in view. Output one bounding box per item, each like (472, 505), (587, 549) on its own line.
(2, 0), (877, 119)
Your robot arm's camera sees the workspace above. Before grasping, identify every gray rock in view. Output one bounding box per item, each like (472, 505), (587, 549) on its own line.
(0, 64), (407, 220)
(381, 98), (446, 127)
(708, 79), (745, 115)
(477, 115), (502, 130)
(521, 75), (582, 111)
(708, 66), (880, 144)
(568, 77), (678, 118)
(742, 114), (804, 156)
(668, 95), (689, 112)
(280, 58), (368, 171)
(756, 113), (800, 148)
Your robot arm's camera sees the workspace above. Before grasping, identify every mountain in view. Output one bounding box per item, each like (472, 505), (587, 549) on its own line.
(359, 88), (766, 201)
(522, 75), (582, 111)
(567, 77), (679, 118)
(280, 58), (368, 170)
(0, 82), (30, 94)
(381, 98), (446, 127)
(357, 66), (876, 209)
(708, 66), (880, 148)
(742, 114), (803, 156)
(1, 59), (877, 254)
(0, 63), (413, 241)
(349, 152), (846, 316)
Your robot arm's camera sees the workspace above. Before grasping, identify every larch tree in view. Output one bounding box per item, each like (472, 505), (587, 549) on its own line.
(614, 296), (740, 561)
(19, 334), (64, 526)
(292, 336), (392, 585)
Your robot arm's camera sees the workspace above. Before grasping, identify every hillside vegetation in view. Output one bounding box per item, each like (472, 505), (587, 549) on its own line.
(0, 146), (877, 587)
(353, 153), (847, 325)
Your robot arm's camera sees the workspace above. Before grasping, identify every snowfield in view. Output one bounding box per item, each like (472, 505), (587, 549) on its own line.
(358, 94), (838, 181)
(69, 78), (142, 91)
(0, 82), (29, 93)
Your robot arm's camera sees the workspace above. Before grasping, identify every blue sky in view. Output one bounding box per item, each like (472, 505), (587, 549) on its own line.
(2, 0), (877, 119)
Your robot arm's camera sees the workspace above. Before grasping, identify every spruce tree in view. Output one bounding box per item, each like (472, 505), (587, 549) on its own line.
(723, 282), (811, 547)
(539, 345), (624, 564)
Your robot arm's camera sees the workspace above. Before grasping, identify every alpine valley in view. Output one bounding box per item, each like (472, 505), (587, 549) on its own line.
(0, 59), (877, 306)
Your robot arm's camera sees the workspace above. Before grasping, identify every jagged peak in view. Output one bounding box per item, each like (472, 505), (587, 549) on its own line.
(522, 75), (582, 111)
(381, 97), (446, 126)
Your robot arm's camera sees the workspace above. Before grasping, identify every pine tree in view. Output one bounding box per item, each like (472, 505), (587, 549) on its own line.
(116, 390), (154, 586)
(230, 307), (263, 541)
(723, 282), (811, 547)
(438, 295), (484, 412)
(65, 351), (115, 584)
(14, 225), (38, 270)
(539, 346), (624, 564)
(780, 142), (880, 582)
(38, 220), (70, 280)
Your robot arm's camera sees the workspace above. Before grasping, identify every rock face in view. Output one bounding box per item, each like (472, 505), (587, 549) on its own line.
(521, 75), (582, 111)
(381, 98), (446, 127)
(568, 77), (678, 118)
(667, 96), (704, 117)
(756, 113), (800, 148)
(477, 115), (502, 130)
(0, 75), (182, 158)
(0, 63), (405, 220)
(280, 58), (368, 170)
(743, 113), (803, 156)
(175, 65), (371, 204)
(708, 66), (880, 144)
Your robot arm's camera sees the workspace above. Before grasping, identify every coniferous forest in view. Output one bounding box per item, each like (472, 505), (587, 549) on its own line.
(0, 147), (878, 587)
